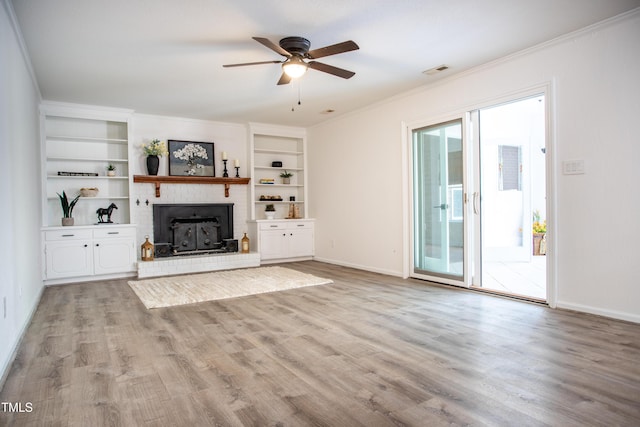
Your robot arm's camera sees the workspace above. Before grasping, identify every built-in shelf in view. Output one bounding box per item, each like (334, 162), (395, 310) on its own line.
(47, 156), (129, 163)
(250, 123), (308, 220)
(41, 104), (133, 226)
(133, 175), (250, 198)
(48, 175), (129, 180)
(47, 135), (129, 144)
(254, 149), (303, 155)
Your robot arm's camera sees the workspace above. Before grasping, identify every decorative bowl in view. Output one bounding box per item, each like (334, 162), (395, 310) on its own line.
(80, 187), (99, 197)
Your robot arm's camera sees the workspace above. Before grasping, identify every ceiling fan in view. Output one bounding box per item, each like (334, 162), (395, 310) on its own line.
(223, 36), (359, 85)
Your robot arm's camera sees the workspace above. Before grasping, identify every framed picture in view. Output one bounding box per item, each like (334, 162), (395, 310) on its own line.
(168, 140), (215, 177)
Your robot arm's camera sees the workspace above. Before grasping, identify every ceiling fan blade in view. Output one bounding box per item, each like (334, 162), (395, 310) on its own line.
(223, 60), (282, 68)
(253, 37), (291, 57)
(308, 61), (356, 79)
(277, 72), (292, 85)
(307, 40), (359, 59)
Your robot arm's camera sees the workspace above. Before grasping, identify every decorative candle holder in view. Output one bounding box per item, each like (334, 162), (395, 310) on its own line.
(222, 159), (229, 177)
(235, 166), (240, 178)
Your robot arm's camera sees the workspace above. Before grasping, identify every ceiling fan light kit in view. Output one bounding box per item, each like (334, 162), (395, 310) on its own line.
(223, 36), (359, 85)
(282, 56), (308, 78)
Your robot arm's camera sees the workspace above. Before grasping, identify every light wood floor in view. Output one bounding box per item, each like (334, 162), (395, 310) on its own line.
(1, 261), (639, 426)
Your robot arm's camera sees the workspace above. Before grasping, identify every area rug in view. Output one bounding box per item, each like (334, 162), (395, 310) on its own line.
(128, 266), (333, 309)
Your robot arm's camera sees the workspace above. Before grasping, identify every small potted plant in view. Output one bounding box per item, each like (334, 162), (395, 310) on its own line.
(106, 164), (116, 176)
(57, 191), (80, 226)
(280, 170), (294, 184)
(265, 203), (276, 220)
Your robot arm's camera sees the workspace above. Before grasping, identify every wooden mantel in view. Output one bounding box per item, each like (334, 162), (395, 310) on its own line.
(133, 175), (250, 198)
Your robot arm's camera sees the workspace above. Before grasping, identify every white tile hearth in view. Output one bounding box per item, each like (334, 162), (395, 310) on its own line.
(137, 252), (260, 278)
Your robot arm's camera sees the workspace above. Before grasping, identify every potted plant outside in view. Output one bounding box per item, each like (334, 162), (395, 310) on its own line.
(142, 139), (168, 175)
(106, 164), (116, 176)
(532, 210), (546, 255)
(265, 203), (276, 220)
(280, 170), (293, 184)
(57, 191), (80, 226)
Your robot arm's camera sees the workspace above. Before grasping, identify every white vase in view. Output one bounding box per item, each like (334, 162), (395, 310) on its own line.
(265, 211), (276, 220)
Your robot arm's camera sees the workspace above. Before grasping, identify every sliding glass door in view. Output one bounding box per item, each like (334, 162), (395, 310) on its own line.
(410, 91), (549, 300)
(412, 119), (465, 284)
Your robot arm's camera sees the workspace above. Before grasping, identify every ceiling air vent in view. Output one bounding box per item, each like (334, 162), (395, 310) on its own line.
(423, 65), (449, 76)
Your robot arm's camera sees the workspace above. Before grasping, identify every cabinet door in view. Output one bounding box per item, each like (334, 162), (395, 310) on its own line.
(93, 238), (136, 275)
(45, 240), (93, 279)
(288, 228), (314, 258)
(260, 230), (287, 260)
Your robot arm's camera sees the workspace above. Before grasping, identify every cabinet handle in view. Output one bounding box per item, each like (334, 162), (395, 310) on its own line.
(270, 225), (278, 228)
(107, 232), (119, 235)
(95, 243), (100, 247)
(84, 244), (88, 247)
(62, 234), (74, 237)
(297, 224), (305, 227)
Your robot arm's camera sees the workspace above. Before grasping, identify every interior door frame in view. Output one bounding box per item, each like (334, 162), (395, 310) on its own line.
(402, 83), (556, 307)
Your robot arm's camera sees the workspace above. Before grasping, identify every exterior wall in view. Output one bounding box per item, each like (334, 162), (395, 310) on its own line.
(308, 11), (640, 322)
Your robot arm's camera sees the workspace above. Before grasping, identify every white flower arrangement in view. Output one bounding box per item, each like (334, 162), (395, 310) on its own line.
(142, 139), (168, 156)
(173, 143), (209, 175)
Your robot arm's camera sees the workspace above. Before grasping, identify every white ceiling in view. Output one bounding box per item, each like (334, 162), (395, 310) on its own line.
(11, 0), (640, 127)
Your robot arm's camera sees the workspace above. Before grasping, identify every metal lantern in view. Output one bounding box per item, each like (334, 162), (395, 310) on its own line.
(241, 233), (250, 253)
(141, 235), (154, 261)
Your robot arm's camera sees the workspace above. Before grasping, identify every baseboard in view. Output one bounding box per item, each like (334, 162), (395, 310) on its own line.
(555, 300), (640, 324)
(0, 285), (45, 391)
(44, 271), (137, 286)
(312, 256), (403, 278)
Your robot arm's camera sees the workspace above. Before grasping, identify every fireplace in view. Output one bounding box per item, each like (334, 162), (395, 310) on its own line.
(153, 203), (237, 257)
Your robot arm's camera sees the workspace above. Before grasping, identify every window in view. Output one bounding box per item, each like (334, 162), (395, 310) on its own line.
(499, 145), (521, 191)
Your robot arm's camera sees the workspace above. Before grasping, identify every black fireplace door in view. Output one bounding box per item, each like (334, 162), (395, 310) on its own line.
(197, 221), (222, 250)
(172, 222), (197, 252)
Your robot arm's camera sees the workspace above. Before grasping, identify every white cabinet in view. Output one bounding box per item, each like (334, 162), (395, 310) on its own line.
(44, 229), (93, 279)
(41, 102), (133, 227)
(43, 225), (137, 283)
(92, 228), (137, 275)
(250, 220), (314, 262)
(249, 123), (308, 221)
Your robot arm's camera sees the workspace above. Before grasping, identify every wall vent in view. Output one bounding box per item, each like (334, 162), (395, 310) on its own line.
(423, 65), (450, 75)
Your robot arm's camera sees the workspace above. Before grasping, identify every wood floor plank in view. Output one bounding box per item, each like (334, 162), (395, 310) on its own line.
(1, 261), (639, 426)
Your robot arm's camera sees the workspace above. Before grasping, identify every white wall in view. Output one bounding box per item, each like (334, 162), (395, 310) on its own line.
(130, 114), (249, 248)
(308, 11), (640, 322)
(0, 0), (43, 382)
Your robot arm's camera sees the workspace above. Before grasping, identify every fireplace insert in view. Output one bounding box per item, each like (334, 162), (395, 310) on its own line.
(153, 203), (236, 257)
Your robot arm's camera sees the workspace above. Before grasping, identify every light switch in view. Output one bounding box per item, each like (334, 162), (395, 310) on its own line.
(562, 159), (585, 175)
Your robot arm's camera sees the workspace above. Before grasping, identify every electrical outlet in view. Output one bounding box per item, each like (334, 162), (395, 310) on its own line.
(562, 159), (585, 175)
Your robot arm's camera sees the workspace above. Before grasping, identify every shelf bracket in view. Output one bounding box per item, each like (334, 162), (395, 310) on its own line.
(224, 183), (230, 198)
(154, 182), (161, 198)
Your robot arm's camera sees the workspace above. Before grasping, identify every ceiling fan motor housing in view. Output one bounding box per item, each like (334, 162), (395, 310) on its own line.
(279, 37), (311, 56)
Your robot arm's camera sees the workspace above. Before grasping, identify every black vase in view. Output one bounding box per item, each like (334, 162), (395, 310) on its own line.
(146, 155), (159, 176)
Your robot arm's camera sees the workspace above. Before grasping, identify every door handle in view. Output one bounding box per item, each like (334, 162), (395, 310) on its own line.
(473, 192), (479, 215)
(433, 204), (448, 210)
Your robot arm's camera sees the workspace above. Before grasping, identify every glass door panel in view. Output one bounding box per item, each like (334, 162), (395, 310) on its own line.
(475, 95), (547, 300)
(412, 119), (464, 282)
